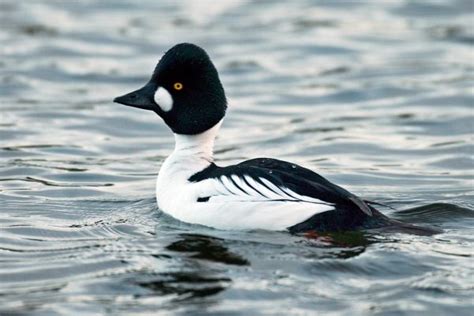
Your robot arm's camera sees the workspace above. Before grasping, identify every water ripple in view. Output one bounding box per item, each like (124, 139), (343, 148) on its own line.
(0, 0), (473, 315)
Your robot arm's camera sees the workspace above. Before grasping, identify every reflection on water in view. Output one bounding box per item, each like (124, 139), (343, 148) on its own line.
(137, 272), (231, 301)
(166, 234), (250, 266)
(0, 0), (473, 315)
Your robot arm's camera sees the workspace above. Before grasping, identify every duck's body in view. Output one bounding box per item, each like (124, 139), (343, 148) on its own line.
(156, 121), (339, 231)
(114, 43), (438, 235)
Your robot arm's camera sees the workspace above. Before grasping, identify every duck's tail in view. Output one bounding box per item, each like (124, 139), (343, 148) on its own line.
(288, 205), (442, 236)
(366, 206), (442, 236)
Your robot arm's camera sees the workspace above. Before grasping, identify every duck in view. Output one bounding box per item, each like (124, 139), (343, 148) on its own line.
(114, 43), (438, 236)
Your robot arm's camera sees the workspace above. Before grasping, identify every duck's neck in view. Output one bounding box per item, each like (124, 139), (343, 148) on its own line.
(170, 120), (222, 165)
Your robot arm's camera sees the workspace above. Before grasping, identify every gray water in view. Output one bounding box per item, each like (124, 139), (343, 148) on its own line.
(1, 1), (473, 315)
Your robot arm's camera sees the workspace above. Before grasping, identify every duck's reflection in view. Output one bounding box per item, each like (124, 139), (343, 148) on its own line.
(166, 233), (250, 266)
(297, 230), (373, 259)
(137, 234), (248, 302)
(137, 271), (230, 300)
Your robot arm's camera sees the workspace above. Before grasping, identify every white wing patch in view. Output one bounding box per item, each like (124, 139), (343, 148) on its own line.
(230, 175), (252, 195)
(209, 174), (332, 206)
(220, 176), (241, 195)
(244, 175), (275, 199)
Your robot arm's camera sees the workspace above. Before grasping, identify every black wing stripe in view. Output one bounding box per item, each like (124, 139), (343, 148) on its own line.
(255, 177), (290, 199)
(217, 177), (236, 195)
(259, 177), (301, 200)
(260, 177), (335, 206)
(228, 175), (251, 196)
(281, 187), (304, 200)
(242, 175), (269, 198)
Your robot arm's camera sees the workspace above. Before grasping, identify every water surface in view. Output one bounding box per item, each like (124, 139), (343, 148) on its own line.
(0, 1), (473, 315)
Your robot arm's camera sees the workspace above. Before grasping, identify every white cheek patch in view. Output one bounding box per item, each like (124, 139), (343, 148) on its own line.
(154, 87), (173, 112)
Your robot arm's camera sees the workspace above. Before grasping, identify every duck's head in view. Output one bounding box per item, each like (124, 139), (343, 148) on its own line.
(114, 43), (227, 135)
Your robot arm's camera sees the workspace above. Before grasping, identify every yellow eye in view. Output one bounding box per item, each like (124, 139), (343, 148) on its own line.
(173, 82), (183, 90)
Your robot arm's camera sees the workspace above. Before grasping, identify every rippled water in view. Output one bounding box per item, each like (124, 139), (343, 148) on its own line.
(1, 1), (473, 315)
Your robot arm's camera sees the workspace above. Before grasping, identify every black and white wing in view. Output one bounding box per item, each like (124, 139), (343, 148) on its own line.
(188, 158), (373, 219)
(185, 158), (438, 234)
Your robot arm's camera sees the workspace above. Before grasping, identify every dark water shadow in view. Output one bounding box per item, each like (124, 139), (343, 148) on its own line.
(295, 230), (372, 260)
(137, 271), (231, 301)
(166, 234), (250, 266)
(134, 234), (245, 303)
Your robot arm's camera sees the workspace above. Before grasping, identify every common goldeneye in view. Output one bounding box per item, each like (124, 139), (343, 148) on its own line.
(114, 43), (438, 235)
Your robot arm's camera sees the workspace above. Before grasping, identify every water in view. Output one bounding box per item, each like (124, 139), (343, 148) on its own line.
(1, 0), (473, 315)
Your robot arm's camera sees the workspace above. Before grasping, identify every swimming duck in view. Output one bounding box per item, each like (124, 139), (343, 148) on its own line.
(114, 43), (437, 235)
